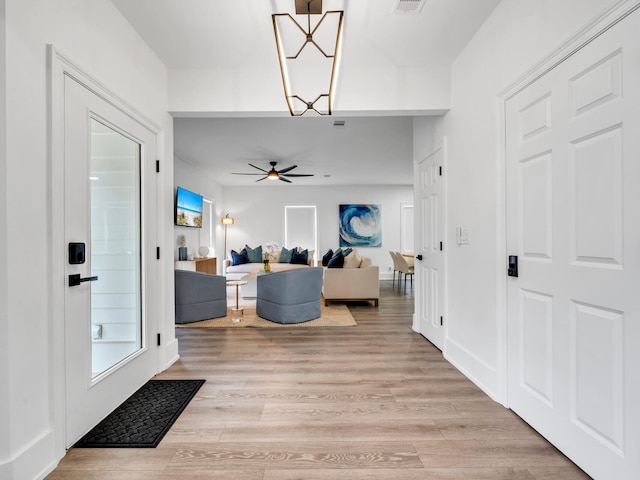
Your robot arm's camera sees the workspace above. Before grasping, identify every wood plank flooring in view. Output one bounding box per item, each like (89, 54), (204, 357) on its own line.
(47, 281), (591, 479)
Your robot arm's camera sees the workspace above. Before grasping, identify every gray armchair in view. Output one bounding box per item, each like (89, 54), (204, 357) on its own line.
(256, 267), (323, 324)
(175, 270), (227, 324)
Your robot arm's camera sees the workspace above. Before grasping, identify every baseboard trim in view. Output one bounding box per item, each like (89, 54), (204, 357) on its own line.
(444, 336), (505, 406)
(0, 428), (57, 480)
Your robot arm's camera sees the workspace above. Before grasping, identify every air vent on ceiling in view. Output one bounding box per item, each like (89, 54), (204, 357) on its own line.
(333, 120), (346, 128)
(392, 0), (427, 14)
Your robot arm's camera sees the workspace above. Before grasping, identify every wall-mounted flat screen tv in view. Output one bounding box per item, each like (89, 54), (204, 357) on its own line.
(175, 186), (203, 228)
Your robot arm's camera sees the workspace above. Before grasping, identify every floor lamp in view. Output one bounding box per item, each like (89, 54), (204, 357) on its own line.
(222, 214), (234, 259)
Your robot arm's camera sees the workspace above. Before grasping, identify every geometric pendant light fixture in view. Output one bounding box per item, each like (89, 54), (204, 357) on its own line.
(272, 0), (344, 115)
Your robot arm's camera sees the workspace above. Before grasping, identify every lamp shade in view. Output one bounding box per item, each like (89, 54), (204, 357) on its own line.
(222, 214), (234, 225)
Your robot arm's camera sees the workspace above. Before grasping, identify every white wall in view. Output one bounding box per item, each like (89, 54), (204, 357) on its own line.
(2, 1), (173, 478)
(0, 0), (9, 472)
(169, 65), (451, 116)
(222, 185), (413, 277)
(413, 0), (621, 402)
(174, 155), (225, 269)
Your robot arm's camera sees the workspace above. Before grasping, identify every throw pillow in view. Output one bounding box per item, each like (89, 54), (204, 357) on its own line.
(327, 251), (344, 268)
(343, 250), (362, 268)
(341, 247), (353, 257)
(245, 244), (263, 263)
(290, 249), (309, 265)
(279, 247), (293, 263)
(322, 249), (334, 266)
(231, 249), (250, 266)
(300, 248), (315, 264)
(270, 249), (281, 263)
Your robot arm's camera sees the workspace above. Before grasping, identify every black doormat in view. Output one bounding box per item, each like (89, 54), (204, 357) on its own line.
(74, 379), (205, 448)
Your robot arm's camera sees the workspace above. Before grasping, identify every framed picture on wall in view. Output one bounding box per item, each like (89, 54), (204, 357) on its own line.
(339, 204), (382, 247)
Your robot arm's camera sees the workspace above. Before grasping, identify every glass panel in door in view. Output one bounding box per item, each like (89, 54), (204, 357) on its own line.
(90, 119), (142, 378)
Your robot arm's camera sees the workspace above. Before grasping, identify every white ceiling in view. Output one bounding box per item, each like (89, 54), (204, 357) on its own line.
(111, 0), (501, 186)
(174, 116), (415, 186)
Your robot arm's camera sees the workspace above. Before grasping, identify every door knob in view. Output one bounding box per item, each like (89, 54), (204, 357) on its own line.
(69, 274), (98, 287)
(416, 254), (423, 261)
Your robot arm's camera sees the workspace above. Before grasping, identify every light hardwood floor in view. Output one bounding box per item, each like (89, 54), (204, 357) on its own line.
(48, 281), (591, 479)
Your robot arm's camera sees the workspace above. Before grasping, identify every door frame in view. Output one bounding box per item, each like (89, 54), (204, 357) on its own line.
(48, 46), (163, 456)
(496, 0), (640, 407)
(399, 203), (414, 257)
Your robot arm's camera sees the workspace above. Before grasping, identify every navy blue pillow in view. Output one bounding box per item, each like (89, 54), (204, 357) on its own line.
(322, 249), (334, 266)
(290, 249), (309, 265)
(327, 251), (344, 268)
(231, 249), (250, 266)
(279, 247), (293, 263)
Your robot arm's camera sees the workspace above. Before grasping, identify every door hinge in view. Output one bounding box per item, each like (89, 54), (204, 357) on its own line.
(440, 316), (443, 326)
(156, 246), (160, 260)
(156, 160), (160, 173)
(157, 333), (161, 346)
(439, 166), (442, 176)
(439, 241), (443, 251)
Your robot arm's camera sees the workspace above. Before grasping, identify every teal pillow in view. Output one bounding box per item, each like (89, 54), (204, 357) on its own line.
(332, 247), (351, 259)
(291, 249), (308, 265)
(245, 244), (262, 263)
(279, 247), (293, 263)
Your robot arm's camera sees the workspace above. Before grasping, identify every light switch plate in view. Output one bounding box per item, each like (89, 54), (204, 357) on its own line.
(457, 226), (470, 245)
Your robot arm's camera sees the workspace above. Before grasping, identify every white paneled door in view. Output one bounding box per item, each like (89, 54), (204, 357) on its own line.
(506, 8), (640, 479)
(416, 142), (446, 350)
(64, 74), (158, 447)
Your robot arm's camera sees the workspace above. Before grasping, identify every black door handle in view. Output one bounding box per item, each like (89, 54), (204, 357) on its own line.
(416, 254), (423, 261)
(69, 274), (99, 287)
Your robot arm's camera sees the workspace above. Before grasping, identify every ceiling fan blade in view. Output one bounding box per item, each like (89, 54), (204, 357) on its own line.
(277, 165), (298, 174)
(255, 176), (267, 182)
(283, 173), (314, 177)
(248, 163), (270, 173)
(279, 176), (292, 183)
(232, 172), (266, 175)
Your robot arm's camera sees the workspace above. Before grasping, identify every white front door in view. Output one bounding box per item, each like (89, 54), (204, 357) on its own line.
(506, 8), (640, 479)
(64, 74), (158, 447)
(415, 141), (446, 350)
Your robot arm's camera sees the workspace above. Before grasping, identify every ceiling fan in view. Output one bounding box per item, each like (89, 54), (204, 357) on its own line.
(232, 161), (314, 183)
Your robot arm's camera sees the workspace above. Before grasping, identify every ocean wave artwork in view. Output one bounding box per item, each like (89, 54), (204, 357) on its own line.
(339, 204), (382, 247)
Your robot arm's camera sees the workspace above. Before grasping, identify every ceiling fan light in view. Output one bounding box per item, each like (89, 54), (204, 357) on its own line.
(267, 171), (280, 179)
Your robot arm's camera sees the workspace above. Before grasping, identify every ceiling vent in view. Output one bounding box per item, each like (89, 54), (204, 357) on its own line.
(392, 0), (427, 14)
(333, 120), (346, 128)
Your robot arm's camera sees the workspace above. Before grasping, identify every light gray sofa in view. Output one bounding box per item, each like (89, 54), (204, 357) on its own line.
(256, 267), (324, 324)
(174, 270), (227, 324)
(223, 248), (314, 298)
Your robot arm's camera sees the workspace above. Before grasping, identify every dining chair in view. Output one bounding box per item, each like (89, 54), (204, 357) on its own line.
(389, 251), (400, 285)
(395, 251), (414, 292)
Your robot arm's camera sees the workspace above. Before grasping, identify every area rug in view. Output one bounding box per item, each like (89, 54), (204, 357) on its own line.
(74, 379), (205, 448)
(177, 303), (357, 328)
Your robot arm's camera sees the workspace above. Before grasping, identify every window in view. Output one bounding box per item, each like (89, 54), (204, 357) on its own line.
(284, 205), (317, 261)
(200, 198), (215, 256)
